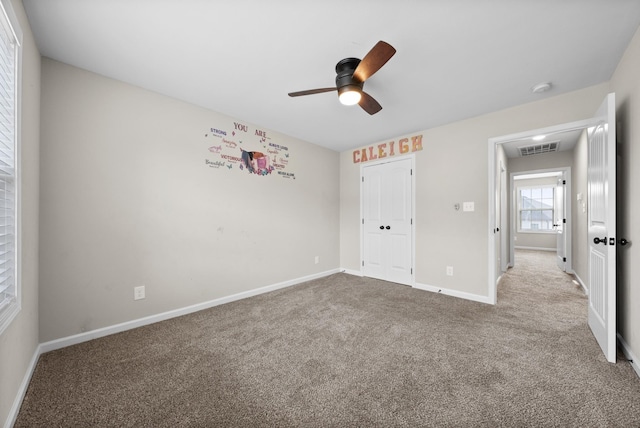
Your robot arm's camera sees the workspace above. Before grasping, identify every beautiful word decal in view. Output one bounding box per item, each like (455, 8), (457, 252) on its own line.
(352, 134), (423, 164)
(203, 122), (295, 179)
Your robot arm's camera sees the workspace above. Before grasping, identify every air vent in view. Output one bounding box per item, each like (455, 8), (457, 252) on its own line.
(519, 141), (559, 157)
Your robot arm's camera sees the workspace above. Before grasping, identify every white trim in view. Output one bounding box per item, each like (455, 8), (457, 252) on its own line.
(4, 344), (41, 428)
(0, 0), (22, 337)
(0, 0), (22, 44)
(617, 334), (640, 379)
(413, 282), (492, 305)
(341, 268), (363, 277)
(514, 246), (556, 252)
(573, 272), (588, 294)
(40, 269), (339, 353)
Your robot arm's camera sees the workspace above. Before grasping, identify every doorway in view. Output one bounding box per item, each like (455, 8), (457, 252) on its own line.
(509, 167), (571, 274)
(488, 118), (593, 304)
(488, 93), (617, 363)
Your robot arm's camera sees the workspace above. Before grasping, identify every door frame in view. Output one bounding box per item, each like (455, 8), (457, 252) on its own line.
(360, 154), (416, 286)
(500, 160), (508, 273)
(509, 167), (572, 272)
(488, 119), (593, 304)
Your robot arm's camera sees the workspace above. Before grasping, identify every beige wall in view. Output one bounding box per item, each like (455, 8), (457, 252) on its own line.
(610, 26), (640, 371)
(340, 84), (609, 298)
(38, 59), (340, 342)
(0, 0), (40, 425)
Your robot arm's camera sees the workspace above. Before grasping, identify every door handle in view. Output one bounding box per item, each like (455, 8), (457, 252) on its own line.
(379, 226), (384, 230)
(386, 226), (391, 230)
(593, 237), (607, 245)
(619, 238), (630, 246)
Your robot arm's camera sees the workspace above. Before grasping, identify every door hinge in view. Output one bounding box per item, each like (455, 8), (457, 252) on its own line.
(411, 169), (413, 176)
(563, 179), (566, 185)
(362, 261), (364, 267)
(563, 218), (566, 223)
(362, 218), (364, 225)
(411, 268), (413, 274)
(563, 257), (567, 262)
(362, 176), (364, 182)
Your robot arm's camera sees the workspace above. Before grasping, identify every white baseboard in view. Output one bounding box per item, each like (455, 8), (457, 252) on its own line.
(339, 269), (492, 305)
(40, 269), (339, 354)
(617, 333), (640, 380)
(340, 268), (363, 277)
(413, 282), (492, 304)
(514, 246), (556, 252)
(572, 272), (588, 294)
(4, 344), (42, 428)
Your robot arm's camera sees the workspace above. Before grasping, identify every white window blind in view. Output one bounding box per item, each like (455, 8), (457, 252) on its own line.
(0, 2), (18, 325)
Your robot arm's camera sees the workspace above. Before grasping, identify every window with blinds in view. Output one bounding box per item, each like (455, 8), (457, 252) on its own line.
(517, 186), (555, 233)
(0, 1), (19, 333)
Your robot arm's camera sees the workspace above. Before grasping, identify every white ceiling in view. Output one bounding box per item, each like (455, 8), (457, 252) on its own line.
(501, 128), (584, 158)
(22, 0), (640, 152)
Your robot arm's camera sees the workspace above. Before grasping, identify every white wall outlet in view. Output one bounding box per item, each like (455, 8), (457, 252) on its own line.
(134, 285), (145, 300)
(315, 256), (319, 264)
(446, 266), (453, 276)
(463, 201), (475, 212)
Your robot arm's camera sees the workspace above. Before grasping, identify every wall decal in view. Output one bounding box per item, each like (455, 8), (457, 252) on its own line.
(352, 134), (423, 164)
(203, 123), (295, 179)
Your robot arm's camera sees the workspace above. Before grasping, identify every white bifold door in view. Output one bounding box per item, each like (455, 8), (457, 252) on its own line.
(587, 93), (617, 363)
(362, 158), (413, 286)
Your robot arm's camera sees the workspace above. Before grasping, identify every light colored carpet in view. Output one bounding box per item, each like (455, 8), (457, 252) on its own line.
(15, 250), (640, 427)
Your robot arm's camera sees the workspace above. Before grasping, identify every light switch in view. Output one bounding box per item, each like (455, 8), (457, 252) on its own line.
(463, 202), (474, 212)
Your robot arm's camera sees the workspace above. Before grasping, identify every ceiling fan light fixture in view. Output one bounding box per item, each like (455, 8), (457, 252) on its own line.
(338, 85), (362, 106)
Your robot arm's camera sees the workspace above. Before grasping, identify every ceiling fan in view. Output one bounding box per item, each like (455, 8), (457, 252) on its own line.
(288, 40), (396, 115)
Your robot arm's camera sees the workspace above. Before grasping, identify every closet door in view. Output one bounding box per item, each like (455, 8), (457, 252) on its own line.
(362, 158), (413, 285)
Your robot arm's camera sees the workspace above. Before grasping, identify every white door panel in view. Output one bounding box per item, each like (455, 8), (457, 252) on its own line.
(587, 93), (616, 363)
(362, 158), (413, 285)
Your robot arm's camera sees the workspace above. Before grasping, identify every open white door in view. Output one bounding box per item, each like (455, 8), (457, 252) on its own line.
(555, 173), (566, 271)
(587, 93), (617, 363)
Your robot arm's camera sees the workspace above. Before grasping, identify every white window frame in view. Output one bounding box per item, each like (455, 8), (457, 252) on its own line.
(0, 0), (22, 335)
(516, 185), (556, 234)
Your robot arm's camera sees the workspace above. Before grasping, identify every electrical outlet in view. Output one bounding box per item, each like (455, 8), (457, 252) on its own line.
(134, 285), (145, 300)
(315, 256), (319, 264)
(463, 202), (475, 212)
(446, 266), (453, 276)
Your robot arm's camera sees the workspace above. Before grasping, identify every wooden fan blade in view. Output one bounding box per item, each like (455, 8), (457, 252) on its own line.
(288, 87), (336, 97)
(359, 91), (382, 115)
(352, 41), (396, 83)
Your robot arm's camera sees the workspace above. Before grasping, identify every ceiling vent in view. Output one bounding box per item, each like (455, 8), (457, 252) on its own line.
(519, 141), (559, 157)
